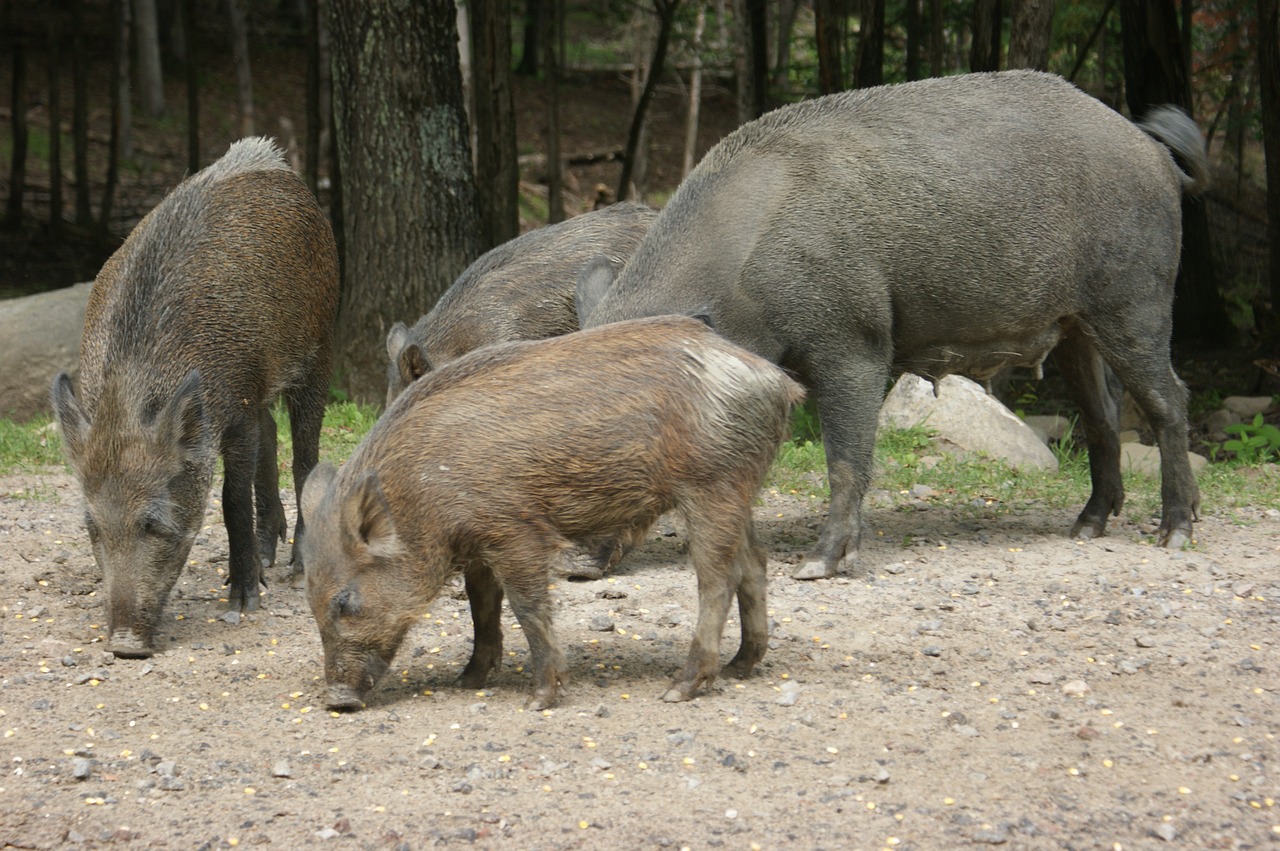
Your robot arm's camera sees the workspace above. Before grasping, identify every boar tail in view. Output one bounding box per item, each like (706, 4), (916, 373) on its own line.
(1139, 105), (1210, 196)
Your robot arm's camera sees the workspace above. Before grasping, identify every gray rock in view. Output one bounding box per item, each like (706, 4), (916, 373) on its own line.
(1023, 414), (1072, 445)
(0, 282), (92, 422)
(878, 374), (1057, 471)
(72, 758), (92, 780)
(272, 760), (292, 778)
(1222, 396), (1274, 418)
(1120, 443), (1208, 477)
(588, 615), (615, 632)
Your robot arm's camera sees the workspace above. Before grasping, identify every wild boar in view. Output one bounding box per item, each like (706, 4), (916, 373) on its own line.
(576, 70), (1206, 580)
(384, 202), (656, 406)
(301, 315), (804, 711)
(51, 137), (339, 657)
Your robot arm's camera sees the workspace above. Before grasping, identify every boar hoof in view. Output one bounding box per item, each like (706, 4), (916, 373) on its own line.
(1069, 519), (1105, 540)
(791, 558), (835, 581)
(661, 681), (700, 703)
(1160, 526), (1192, 550)
(325, 685), (366, 711)
(108, 630), (155, 659)
(525, 687), (562, 711)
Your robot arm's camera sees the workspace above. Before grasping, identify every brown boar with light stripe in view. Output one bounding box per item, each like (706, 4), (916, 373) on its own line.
(301, 315), (804, 711)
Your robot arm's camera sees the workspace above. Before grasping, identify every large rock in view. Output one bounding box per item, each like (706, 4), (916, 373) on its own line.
(0, 283), (92, 422)
(878, 374), (1058, 471)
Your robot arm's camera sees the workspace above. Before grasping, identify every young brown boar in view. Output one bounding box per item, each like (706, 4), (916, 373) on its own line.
(301, 315), (804, 711)
(51, 137), (339, 658)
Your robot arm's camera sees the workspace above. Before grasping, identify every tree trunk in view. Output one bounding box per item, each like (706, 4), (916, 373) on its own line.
(134, 0), (165, 117)
(617, 0), (681, 202)
(743, 0), (767, 117)
(543, 0), (564, 222)
(306, 0), (331, 195)
(771, 0), (798, 94)
(227, 0), (254, 137)
(48, 8), (63, 235)
(328, 0), (483, 402)
(904, 0), (922, 80)
(470, 0), (519, 250)
(815, 0), (844, 94)
(1007, 0), (1054, 70)
(969, 0), (1003, 72)
(71, 0), (92, 227)
(928, 0), (943, 76)
(119, 0), (133, 159)
(683, 2), (706, 178)
(516, 0), (541, 76)
(101, 0), (125, 234)
(854, 0), (885, 88)
(6, 37), (28, 226)
(1260, 0), (1280, 320)
(184, 0), (198, 171)
(1120, 0), (1234, 347)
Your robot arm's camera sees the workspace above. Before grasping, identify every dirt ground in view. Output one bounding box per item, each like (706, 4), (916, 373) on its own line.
(2, 464), (1278, 850)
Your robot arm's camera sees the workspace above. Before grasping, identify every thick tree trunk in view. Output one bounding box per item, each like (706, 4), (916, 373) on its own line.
(328, 0), (482, 402)
(1120, 0), (1234, 347)
(543, 0), (564, 222)
(1007, 0), (1054, 70)
(134, 0), (165, 117)
(470, 0), (519, 249)
(6, 38), (28, 226)
(100, 0), (126, 233)
(227, 0), (254, 137)
(48, 8), (63, 235)
(71, 0), (92, 227)
(815, 0), (844, 94)
(928, 0), (943, 76)
(854, 0), (885, 88)
(904, 0), (922, 80)
(1260, 0), (1280, 319)
(516, 0), (541, 76)
(969, 0), (1003, 72)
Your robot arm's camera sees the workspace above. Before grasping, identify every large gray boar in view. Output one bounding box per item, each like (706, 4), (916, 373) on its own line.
(51, 137), (339, 657)
(577, 70), (1206, 580)
(384, 202), (656, 406)
(301, 316), (804, 711)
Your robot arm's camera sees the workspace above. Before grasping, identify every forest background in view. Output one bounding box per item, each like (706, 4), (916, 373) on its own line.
(1, 0), (1276, 404)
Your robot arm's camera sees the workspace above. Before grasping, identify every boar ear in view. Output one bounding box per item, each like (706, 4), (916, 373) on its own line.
(300, 463), (336, 525)
(397, 343), (431, 387)
(50, 371), (89, 462)
(344, 470), (402, 559)
(157, 371), (210, 464)
(574, 256), (618, 325)
(386, 322), (410, 363)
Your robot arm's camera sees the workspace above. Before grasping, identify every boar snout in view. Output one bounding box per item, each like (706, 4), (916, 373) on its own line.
(323, 650), (391, 711)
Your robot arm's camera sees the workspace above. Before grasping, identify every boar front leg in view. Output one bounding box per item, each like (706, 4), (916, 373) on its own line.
(792, 355), (889, 580)
(254, 406), (288, 570)
(459, 563), (504, 688)
(222, 423), (263, 612)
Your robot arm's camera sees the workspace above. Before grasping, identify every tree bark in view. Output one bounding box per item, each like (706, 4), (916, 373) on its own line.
(470, 0), (519, 249)
(184, 0), (198, 171)
(543, 0), (564, 222)
(516, 0), (541, 75)
(1120, 0), (1234, 347)
(928, 0), (943, 76)
(854, 0), (885, 88)
(1007, 0), (1054, 70)
(904, 0), (922, 80)
(48, 7), (64, 235)
(227, 0), (254, 137)
(134, 0), (165, 117)
(305, 0), (331, 195)
(617, 0), (681, 201)
(101, 0), (125, 234)
(328, 0), (483, 402)
(71, 0), (92, 227)
(683, 2), (706, 178)
(815, 0), (844, 94)
(969, 0), (1003, 72)
(6, 35), (28, 226)
(1260, 0), (1280, 320)
(772, 0), (798, 94)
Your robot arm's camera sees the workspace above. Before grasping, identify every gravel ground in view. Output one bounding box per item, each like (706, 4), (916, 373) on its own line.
(2, 469), (1278, 850)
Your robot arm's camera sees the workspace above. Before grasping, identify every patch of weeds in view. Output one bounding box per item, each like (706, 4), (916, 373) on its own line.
(769, 439), (827, 498)
(0, 416), (67, 475)
(1221, 414), (1280, 465)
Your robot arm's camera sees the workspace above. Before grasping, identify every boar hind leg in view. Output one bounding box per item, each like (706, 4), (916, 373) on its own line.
(497, 554), (568, 710)
(285, 375), (328, 574)
(253, 406), (287, 570)
(459, 563), (505, 688)
(664, 500), (745, 702)
(1053, 332), (1125, 540)
(722, 522), (769, 680)
(221, 425), (263, 613)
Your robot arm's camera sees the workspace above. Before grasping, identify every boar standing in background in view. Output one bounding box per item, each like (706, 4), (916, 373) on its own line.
(384, 201), (656, 406)
(577, 70), (1206, 580)
(302, 316), (804, 711)
(385, 201), (656, 581)
(52, 137), (339, 658)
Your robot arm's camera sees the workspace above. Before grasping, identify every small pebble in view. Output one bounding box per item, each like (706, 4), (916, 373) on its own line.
(72, 758), (92, 780)
(272, 760), (292, 778)
(1152, 822), (1177, 842)
(221, 610), (242, 625)
(588, 615), (615, 632)
(1061, 680), (1091, 696)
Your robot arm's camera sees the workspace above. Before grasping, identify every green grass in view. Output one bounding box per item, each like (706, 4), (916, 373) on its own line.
(7, 407), (1279, 525)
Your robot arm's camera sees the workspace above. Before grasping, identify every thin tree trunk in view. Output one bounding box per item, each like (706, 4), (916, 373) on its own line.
(1068, 0), (1116, 83)
(184, 0), (198, 171)
(929, 0), (943, 76)
(71, 0), (92, 227)
(119, 0), (133, 159)
(227, 0), (254, 137)
(905, 0), (921, 80)
(6, 38), (28, 226)
(1007, 0), (1054, 70)
(306, 0), (322, 194)
(48, 8), (64, 235)
(100, 0), (126, 234)
(815, 0), (844, 94)
(969, 0), (1003, 72)
(743, 0), (767, 116)
(544, 0), (564, 222)
(134, 0), (165, 117)
(854, 0), (885, 88)
(772, 0), (797, 94)
(470, 0), (519, 249)
(1259, 0), (1280, 319)
(683, 2), (706, 178)
(516, 0), (541, 75)
(617, 0), (681, 201)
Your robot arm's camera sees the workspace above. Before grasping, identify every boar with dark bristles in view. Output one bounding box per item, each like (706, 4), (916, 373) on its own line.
(301, 315), (804, 711)
(51, 137), (339, 658)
